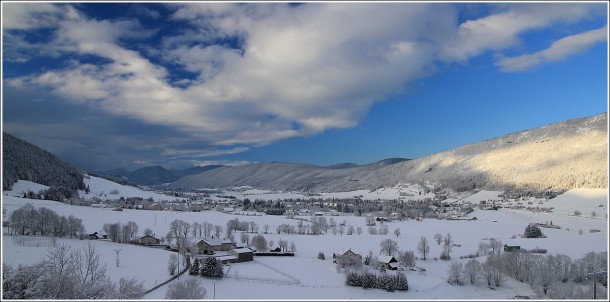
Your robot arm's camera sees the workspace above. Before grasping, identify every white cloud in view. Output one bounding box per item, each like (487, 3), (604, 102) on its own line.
(496, 26), (607, 72)
(4, 2), (606, 154)
(162, 147), (250, 158)
(440, 3), (601, 62)
(2, 3), (70, 29)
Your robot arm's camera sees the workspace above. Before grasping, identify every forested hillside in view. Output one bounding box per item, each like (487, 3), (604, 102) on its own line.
(2, 132), (85, 194)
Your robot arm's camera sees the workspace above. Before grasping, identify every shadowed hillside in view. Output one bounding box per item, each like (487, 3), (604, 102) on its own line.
(2, 132), (85, 193)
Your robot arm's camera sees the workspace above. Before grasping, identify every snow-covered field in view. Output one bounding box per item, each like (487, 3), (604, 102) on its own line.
(223, 183), (434, 201)
(2, 180), (608, 299)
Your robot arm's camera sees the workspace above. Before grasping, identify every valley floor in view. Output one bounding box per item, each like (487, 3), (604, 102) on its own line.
(2, 184), (608, 299)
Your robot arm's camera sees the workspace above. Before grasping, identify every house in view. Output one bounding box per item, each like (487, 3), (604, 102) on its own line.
(150, 203), (162, 211)
(88, 232), (104, 240)
(270, 247), (282, 253)
(228, 247), (254, 262)
(140, 234), (160, 245)
(334, 249), (362, 267)
(196, 238), (236, 254)
(504, 244), (521, 252)
(378, 255), (401, 270)
(223, 207), (235, 213)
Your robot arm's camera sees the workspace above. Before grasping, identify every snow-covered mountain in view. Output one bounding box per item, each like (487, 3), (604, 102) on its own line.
(93, 165), (225, 186)
(170, 113), (608, 193)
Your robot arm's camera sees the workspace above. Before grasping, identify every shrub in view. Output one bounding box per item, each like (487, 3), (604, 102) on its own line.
(524, 224), (543, 238)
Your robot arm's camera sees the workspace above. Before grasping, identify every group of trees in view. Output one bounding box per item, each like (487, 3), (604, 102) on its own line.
(493, 250), (607, 298)
(2, 243), (145, 299)
(103, 221), (139, 244)
(6, 204), (85, 238)
(445, 250), (608, 299)
(188, 257), (224, 279)
(345, 271), (408, 291)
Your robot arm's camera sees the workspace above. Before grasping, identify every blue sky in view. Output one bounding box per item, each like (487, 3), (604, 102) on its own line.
(2, 2), (608, 171)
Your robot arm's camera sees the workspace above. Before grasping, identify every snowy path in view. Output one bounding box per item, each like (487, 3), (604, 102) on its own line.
(144, 254), (191, 295)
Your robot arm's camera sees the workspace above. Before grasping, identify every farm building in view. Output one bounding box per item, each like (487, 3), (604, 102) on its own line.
(334, 249), (362, 267)
(228, 247), (254, 262)
(378, 255), (401, 270)
(196, 238), (236, 254)
(139, 234), (160, 245)
(88, 232), (105, 240)
(504, 244), (521, 252)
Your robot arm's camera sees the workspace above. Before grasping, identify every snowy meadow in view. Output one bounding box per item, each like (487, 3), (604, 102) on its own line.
(2, 177), (608, 299)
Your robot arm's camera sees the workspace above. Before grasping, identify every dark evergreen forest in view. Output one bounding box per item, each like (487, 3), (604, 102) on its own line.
(2, 132), (85, 194)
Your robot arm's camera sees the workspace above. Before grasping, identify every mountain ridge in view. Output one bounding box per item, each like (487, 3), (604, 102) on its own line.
(169, 113), (608, 193)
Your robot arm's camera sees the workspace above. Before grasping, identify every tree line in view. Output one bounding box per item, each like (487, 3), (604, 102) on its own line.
(6, 204), (86, 238)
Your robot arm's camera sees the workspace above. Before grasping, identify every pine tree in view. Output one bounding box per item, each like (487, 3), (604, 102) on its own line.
(200, 257), (224, 278)
(189, 258), (200, 275)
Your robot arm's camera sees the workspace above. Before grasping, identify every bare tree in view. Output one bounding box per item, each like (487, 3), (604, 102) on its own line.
(481, 262), (495, 287)
(251, 235), (267, 252)
(279, 239), (288, 252)
(165, 279), (207, 299)
(356, 226), (362, 235)
(434, 233), (443, 245)
(380, 239), (399, 256)
(478, 242), (488, 255)
(203, 222), (212, 237)
(488, 238), (503, 256)
(114, 277), (146, 299)
(144, 228), (154, 236)
(214, 225), (223, 238)
(379, 224), (389, 235)
(263, 224), (270, 234)
(399, 250), (416, 268)
(290, 241), (297, 253)
(168, 254), (178, 275)
(72, 243), (112, 298)
(394, 228), (401, 237)
(448, 261), (464, 285)
(417, 236), (430, 260)
(249, 221), (258, 233)
(464, 259), (481, 284)
(192, 222), (201, 237)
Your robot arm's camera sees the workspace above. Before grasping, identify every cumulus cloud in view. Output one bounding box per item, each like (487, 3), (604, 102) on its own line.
(3, 2), (606, 166)
(496, 26), (608, 72)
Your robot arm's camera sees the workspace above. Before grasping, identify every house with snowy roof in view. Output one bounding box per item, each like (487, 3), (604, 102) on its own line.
(196, 238), (236, 254)
(378, 255), (401, 270)
(228, 247), (254, 262)
(333, 249), (362, 267)
(139, 234), (160, 245)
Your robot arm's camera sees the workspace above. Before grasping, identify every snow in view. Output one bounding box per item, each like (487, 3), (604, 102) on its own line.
(79, 175), (185, 202)
(5, 180), (49, 197)
(2, 179), (607, 299)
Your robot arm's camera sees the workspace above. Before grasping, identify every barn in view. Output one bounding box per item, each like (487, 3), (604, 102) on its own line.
(228, 247), (254, 262)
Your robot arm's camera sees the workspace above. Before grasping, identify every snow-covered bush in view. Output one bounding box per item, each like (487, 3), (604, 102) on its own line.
(165, 279), (207, 299)
(524, 224), (543, 238)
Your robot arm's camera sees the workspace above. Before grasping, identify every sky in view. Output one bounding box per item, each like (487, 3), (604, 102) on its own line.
(2, 2), (608, 171)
